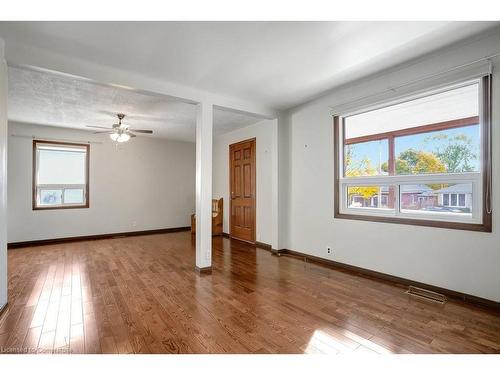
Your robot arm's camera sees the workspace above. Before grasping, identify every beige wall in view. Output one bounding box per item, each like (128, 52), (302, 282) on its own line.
(283, 30), (500, 302)
(8, 122), (196, 243)
(213, 119), (276, 245)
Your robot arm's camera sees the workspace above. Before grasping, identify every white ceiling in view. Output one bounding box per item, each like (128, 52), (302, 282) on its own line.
(0, 21), (498, 110)
(7, 66), (266, 142)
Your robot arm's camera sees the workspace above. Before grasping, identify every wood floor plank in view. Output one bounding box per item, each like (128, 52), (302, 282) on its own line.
(38, 330), (56, 353)
(53, 295), (71, 350)
(69, 323), (85, 354)
(4, 306), (36, 350)
(83, 312), (101, 354)
(1, 231), (499, 354)
(23, 326), (42, 352)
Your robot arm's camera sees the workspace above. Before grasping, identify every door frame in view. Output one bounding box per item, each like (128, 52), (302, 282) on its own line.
(229, 137), (256, 243)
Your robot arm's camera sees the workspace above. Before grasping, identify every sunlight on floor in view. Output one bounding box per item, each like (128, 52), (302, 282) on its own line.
(304, 328), (394, 354)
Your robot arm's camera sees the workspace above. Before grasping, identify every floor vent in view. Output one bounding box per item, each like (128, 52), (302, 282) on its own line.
(406, 286), (447, 304)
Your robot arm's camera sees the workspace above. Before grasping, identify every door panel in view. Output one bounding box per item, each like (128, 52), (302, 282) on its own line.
(243, 164), (251, 197)
(234, 165), (241, 197)
(230, 139), (256, 243)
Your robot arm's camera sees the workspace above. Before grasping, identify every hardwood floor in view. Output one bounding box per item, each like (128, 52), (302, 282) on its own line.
(1, 231), (499, 354)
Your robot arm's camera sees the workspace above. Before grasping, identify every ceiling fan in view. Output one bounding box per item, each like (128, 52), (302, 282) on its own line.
(86, 113), (153, 143)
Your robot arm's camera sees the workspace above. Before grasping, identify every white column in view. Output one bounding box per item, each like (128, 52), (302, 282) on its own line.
(276, 112), (290, 252)
(0, 38), (8, 310)
(195, 102), (213, 273)
(270, 118), (279, 251)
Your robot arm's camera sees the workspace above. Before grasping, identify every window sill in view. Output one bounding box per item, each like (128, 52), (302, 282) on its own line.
(33, 204), (89, 211)
(334, 212), (491, 232)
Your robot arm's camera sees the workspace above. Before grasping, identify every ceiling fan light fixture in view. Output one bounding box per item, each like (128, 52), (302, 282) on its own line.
(90, 114), (152, 143)
(117, 133), (131, 143)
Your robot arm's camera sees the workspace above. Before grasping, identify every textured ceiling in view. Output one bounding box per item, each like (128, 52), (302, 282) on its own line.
(7, 66), (265, 142)
(1, 21), (498, 109)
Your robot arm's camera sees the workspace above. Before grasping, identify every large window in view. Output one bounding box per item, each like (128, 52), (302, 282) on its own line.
(334, 77), (492, 231)
(33, 140), (90, 210)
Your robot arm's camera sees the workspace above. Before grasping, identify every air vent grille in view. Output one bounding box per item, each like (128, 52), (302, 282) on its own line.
(406, 286), (447, 304)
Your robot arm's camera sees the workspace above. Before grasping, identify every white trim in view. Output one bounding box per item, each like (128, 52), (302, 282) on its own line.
(37, 184), (86, 189)
(339, 172), (480, 185)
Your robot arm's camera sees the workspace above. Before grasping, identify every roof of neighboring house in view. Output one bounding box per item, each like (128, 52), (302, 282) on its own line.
(380, 184), (433, 194)
(434, 183), (472, 194)
(402, 184), (435, 193)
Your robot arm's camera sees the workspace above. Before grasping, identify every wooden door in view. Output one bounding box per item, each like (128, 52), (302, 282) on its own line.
(229, 138), (256, 243)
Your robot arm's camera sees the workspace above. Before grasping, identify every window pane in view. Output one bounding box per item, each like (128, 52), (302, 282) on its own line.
(344, 83), (478, 139)
(394, 124), (480, 175)
(347, 185), (394, 210)
(400, 183), (472, 216)
(459, 194), (466, 207)
(39, 189), (62, 205)
(443, 194), (449, 206)
(38, 147), (86, 185)
(64, 189), (84, 204)
(344, 140), (388, 177)
(343, 82), (480, 176)
(450, 194), (458, 206)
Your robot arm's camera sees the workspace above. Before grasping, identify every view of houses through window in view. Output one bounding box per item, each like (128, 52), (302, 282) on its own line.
(347, 183), (473, 215)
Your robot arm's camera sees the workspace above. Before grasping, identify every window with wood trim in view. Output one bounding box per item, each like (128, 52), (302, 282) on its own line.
(334, 77), (492, 232)
(33, 140), (90, 210)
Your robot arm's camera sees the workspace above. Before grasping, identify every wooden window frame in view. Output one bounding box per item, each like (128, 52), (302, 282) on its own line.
(334, 76), (492, 232)
(33, 140), (90, 210)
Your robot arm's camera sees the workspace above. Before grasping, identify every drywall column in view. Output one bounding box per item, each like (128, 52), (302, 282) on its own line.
(195, 102), (213, 273)
(0, 39), (8, 311)
(276, 112), (290, 251)
(271, 118), (279, 250)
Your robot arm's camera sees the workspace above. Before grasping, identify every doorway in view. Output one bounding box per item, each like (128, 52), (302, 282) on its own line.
(229, 138), (256, 243)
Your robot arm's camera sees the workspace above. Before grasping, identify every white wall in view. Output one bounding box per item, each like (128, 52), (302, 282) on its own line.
(8, 122), (196, 243)
(213, 119), (276, 245)
(284, 30), (500, 302)
(0, 39), (8, 310)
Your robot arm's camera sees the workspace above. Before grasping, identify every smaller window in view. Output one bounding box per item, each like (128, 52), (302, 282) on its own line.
(443, 193), (468, 208)
(33, 140), (90, 210)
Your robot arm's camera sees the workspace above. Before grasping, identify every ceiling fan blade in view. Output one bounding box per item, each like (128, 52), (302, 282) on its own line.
(93, 130), (115, 134)
(128, 129), (153, 134)
(128, 133), (137, 138)
(86, 125), (113, 130)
